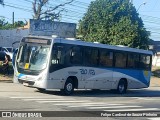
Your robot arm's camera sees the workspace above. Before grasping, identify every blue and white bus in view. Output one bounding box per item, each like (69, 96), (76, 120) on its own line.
(13, 36), (152, 95)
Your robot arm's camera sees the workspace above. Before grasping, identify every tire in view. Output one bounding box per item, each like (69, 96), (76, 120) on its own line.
(37, 88), (46, 92)
(91, 89), (100, 92)
(117, 79), (127, 94)
(61, 78), (74, 95)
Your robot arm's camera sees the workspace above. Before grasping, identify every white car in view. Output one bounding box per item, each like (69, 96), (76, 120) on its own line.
(1, 47), (15, 60)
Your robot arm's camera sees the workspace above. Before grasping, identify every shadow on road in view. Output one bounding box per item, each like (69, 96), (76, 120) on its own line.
(35, 88), (160, 98)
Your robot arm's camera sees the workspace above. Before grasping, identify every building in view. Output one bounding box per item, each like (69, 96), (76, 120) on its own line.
(0, 19), (76, 48)
(149, 40), (160, 66)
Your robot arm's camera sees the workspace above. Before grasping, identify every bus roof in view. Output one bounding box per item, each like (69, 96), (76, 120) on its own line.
(23, 36), (153, 55)
(56, 38), (153, 55)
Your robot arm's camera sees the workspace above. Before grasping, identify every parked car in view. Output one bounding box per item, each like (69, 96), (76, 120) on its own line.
(0, 51), (6, 61)
(1, 47), (16, 60)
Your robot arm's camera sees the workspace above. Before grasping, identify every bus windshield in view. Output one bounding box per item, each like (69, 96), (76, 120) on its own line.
(16, 42), (50, 75)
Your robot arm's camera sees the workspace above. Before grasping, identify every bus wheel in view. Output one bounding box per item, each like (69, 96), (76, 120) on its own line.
(61, 78), (74, 95)
(117, 79), (127, 94)
(37, 88), (46, 92)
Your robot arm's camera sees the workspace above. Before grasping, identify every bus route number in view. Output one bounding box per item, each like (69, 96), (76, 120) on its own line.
(79, 69), (95, 75)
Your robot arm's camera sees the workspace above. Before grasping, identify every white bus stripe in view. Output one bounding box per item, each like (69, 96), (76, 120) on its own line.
(88, 106), (141, 109)
(104, 108), (160, 112)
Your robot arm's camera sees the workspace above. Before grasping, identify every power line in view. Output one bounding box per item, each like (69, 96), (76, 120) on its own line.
(4, 3), (32, 13)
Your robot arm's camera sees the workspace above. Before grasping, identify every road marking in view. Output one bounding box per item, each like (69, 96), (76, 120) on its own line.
(88, 105), (141, 109)
(10, 96), (64, 99)
(68, 104), (124, 107)
(37, 100), (89, 103)
(54, 102), (120, 106)
(22, 98), (75, 101)
(137, 97), (159, 101)
(148, 118), (160, 120)
(104, 108), (160, 112)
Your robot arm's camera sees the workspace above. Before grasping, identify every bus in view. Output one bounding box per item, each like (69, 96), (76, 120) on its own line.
(13, 36), (153, 95)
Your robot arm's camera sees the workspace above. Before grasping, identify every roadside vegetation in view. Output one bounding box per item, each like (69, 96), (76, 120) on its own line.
(0, 61), (13, 78)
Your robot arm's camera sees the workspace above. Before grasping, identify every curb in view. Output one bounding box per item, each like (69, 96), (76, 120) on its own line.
(0, 80), (13, 83)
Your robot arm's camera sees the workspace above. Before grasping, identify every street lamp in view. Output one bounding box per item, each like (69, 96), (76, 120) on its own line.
(137, 2), (146, 11)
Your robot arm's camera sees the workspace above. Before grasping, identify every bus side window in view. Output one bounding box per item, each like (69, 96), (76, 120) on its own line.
(84, 48), (98, 66)
(127, 53), (139, 69)
(70, 46), (82, 65)
(51, 45), (64, 65)
(99, 49), (113, 67)
(115, 52), (127, 68)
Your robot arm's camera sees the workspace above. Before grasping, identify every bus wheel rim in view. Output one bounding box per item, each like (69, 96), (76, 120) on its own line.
(119, 84), (124, 93)
(66, 83), (73, 91)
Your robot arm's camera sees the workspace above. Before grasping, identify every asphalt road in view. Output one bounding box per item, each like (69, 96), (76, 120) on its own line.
(0, 82), (160, 120)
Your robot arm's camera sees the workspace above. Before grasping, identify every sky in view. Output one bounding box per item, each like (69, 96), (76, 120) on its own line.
(0, 0), (160, 41)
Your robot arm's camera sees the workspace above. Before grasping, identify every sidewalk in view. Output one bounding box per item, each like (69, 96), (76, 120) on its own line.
(0, 75), (159, 87)
(150, 77), (160, 87)
(0, 75), (13, 82)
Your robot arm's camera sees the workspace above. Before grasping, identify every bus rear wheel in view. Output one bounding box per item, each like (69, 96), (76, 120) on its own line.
(117, 79), (127, 94)
(37, 88), (46, 92)
(61, 78), (74, 95)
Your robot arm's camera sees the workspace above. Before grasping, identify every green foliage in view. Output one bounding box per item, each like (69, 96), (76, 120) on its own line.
(78, 0), (150, 50)
(0, 18), (25, 30)
(0, 0), (4, 5)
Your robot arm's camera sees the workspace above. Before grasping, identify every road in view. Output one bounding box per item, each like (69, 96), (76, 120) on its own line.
(0, 82), (160, 120)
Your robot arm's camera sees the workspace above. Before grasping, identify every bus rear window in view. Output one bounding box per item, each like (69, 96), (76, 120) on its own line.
(139, 55), (151, 70)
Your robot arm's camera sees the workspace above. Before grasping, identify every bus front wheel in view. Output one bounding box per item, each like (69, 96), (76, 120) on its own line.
(61, 78), (74, 95)
(117, 79), (127, 94)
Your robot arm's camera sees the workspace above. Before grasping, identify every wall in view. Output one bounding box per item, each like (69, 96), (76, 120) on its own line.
(149, 40), (160, 67)
(29, 19), (76, 38)
(0, 20), (76, 48)
(0, 29), (29, 48)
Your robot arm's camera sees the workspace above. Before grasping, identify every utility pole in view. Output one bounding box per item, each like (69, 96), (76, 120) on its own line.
(12, 12), (14, 26)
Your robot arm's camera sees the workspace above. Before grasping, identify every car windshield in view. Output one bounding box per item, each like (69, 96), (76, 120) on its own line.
(16, 43), (50, 74)
(6, 48), (13, 52)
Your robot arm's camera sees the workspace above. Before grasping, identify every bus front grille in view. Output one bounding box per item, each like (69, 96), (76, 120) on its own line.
(18, 79), (35, 86)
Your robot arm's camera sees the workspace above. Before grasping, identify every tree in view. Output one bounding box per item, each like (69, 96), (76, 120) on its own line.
(0, 0), (4, 6)
(0, 17), (25, 30)
(78, 0), (150, 50)
(32, 0), (74, 20)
